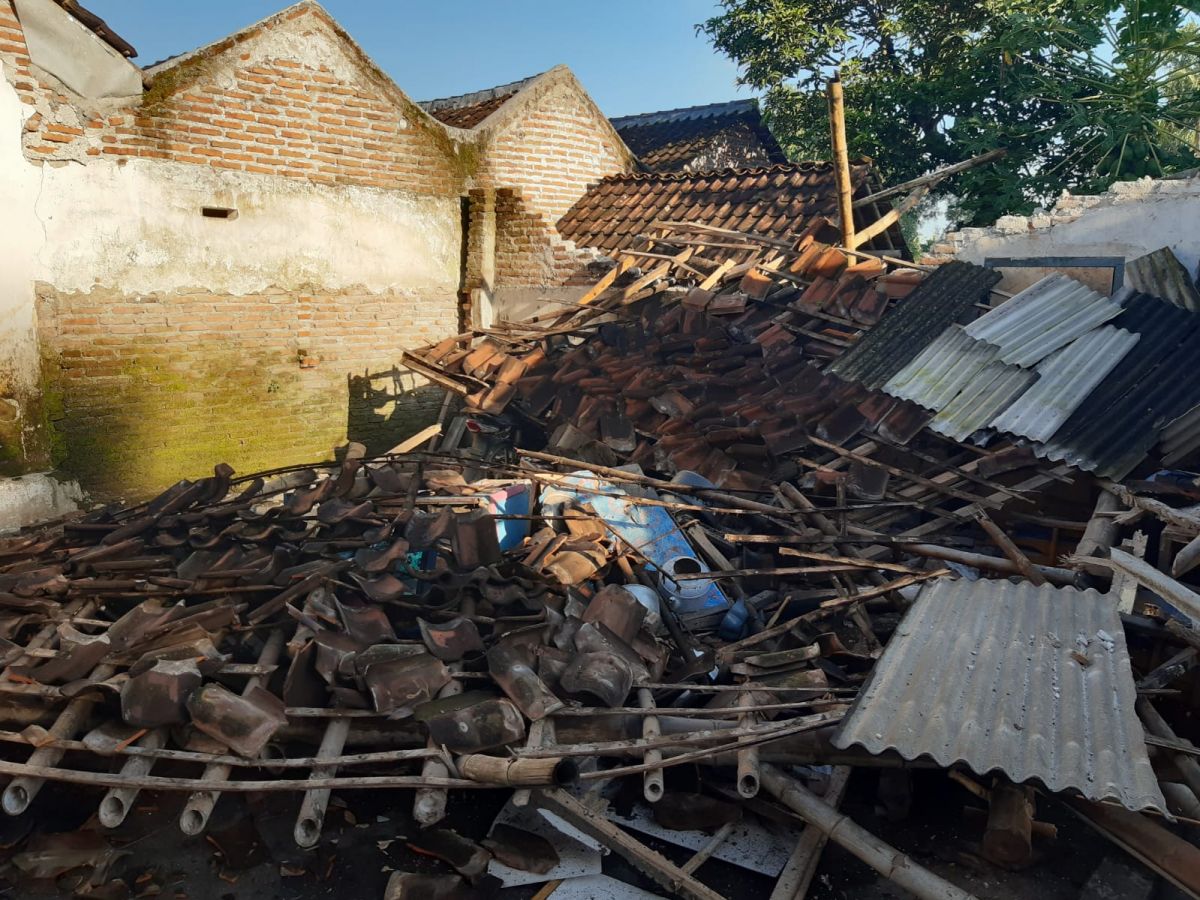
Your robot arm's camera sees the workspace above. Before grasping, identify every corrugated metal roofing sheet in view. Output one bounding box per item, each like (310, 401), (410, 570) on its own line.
(1038, 293), (1200, 478)
(989, 325), (1140, 443)
(1125, 246), (1200, 312)
(964, 274), (1122, 367)
(882, 325), (1002, 411)
(833, 577), (1167, 815)
(927, 363), (1035, 442)
(829, 262), (1002, 389)
(1162, 402), (1200, 466)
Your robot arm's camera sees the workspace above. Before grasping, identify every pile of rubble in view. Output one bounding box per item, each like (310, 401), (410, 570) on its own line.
(1, 218), (1199, 899)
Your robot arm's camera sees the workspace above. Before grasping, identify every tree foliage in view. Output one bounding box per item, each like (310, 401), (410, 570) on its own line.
(700, 1), (1200, 226)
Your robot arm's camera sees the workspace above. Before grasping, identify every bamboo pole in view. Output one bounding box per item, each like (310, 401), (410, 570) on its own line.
(638, 688), (664, 803)
(851, 149), (1007, 209)
(458, 755), (578, 787)
(413, 677), (463, 825)
(180, 629), (285, 834)
(973, 511), (1046, 586)
(736, 689), (760, 799)
(294, 718), (351, 848)
(535, 789), (725, 900)
(770, 766), (852, 900)
(761, 765), (977, 900)
(98, 727), (168, 828)
(827, 75), (856, 250)
(3, 660), (116, 815)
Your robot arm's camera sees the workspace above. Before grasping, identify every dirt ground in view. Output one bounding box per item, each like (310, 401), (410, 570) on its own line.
(0, 766), (1187, 899)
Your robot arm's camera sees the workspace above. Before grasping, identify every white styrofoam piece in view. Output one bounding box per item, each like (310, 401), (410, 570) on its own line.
(545, 873), (667, 899)
(607, 803), (794, 876)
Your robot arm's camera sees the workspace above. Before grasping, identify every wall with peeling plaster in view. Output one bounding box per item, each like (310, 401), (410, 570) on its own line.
(35, 159), (460, 295)
(926, 176), (1200, 293)
(0, 73), (49, 476)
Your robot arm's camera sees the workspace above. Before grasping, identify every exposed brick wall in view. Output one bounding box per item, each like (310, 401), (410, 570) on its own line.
(0, 0), (84, 139)
(36, 285), (456, 498)
(0, 2), (461, 194)
(494, 188), (598, 287)
(482, 77), (631, 223)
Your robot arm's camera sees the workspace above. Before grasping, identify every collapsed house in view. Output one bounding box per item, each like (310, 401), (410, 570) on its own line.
(0, 207), (1199, 898)
(2, 2), (1200, 899)
(0, 0), (910, 526)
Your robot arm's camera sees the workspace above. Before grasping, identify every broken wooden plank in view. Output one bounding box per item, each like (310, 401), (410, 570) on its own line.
(1064, 797), (1200, 899)
(973, 511), (1046, 586)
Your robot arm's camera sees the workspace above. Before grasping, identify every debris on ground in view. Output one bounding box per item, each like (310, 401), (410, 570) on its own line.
(1, 220), (1199, 899)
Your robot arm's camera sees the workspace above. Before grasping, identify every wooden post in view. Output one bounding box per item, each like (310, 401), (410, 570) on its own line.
(981, 778), (1034, 867)
(827, 75), (856, 250)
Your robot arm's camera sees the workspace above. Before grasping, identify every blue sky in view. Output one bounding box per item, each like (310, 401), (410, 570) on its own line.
(86, 1), (750, 117)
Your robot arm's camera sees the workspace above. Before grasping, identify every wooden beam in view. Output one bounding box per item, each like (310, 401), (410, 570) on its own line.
(852, 149), (1007, 209)
(849, 183), (930, 251)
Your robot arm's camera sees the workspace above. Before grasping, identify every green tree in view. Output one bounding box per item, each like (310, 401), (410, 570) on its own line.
(701, 1), (1200, 227)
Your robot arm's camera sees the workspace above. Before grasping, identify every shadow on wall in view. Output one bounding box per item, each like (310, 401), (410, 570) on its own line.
(346, 368), (446, 455)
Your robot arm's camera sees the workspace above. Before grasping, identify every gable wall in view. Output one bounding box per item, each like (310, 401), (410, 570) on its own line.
(0, 2), (465, 496)
(481, 76), (633, 224)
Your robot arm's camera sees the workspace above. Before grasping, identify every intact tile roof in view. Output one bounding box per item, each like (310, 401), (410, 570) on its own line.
(56, 0), (136, 57)
(419, 74), (539, 129)
(556, 162), (905, 256)
(833, 577), (1167, 815)
(611, 100), (787, 173)
(610, 99), (762, 129)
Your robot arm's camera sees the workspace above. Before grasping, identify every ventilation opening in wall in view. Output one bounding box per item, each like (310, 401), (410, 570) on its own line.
(201, 206), (238, 220)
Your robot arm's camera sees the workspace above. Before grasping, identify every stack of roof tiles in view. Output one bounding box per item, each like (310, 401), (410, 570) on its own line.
(408, 236), (1012, 496)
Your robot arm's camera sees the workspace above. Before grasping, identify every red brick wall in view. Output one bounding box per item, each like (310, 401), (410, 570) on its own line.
(37, 285), (452, 498)
(494, 188), (596, 287)
(482, 77), (632, 223)
(0, 2), (460, 194)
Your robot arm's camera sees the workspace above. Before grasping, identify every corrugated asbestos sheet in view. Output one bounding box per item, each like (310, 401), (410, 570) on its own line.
(1162, 402), (1200, 466)
(1125, 246), (1200, 312)
(964, 274), (1122, 367)
(989, 325), (1140, 443)
(927, 363), (1035, 441)
(882, 325), (1001, 410)
(829, 262), (1001, 389)
(833, 578), (1167, 815)
(1038, 293), (1200, 478)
